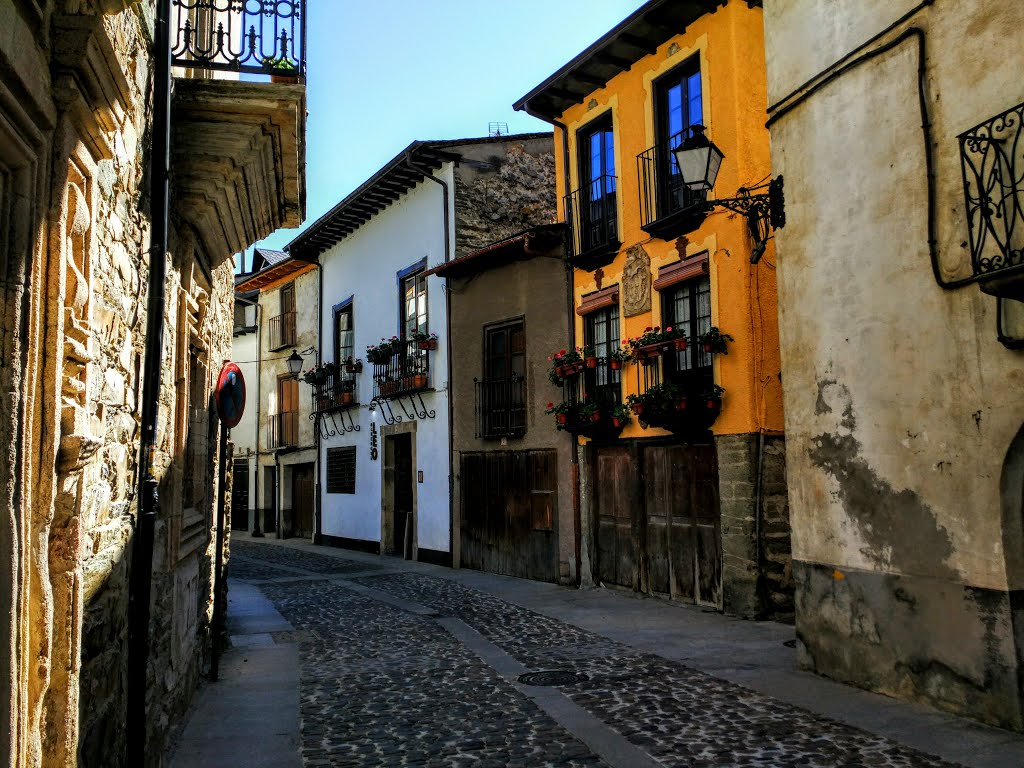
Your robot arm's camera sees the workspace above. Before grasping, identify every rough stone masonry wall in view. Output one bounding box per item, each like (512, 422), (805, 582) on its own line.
(716, 434), (793, 621)
(452, 137), (556, 259)
(0, 2), (233, 765)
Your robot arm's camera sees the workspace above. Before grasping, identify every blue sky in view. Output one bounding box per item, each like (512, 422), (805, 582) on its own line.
(240, 0), (645, 270)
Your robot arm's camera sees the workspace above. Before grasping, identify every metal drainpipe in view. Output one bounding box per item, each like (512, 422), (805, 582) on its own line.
(126, 0), (171, 762)
(405, 150), (454, 564)
(312, 260), (323, 545)
(518, 107), (582, 584)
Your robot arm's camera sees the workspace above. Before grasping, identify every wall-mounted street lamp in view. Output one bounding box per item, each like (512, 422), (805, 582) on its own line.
(286, 350), (304, 376)
(673, 125), (786, 263)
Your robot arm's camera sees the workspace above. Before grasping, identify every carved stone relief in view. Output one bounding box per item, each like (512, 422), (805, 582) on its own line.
(623, 243), (652, 317)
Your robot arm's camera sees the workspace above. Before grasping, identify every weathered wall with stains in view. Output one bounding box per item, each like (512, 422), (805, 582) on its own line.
(764, 0), (1024, 727)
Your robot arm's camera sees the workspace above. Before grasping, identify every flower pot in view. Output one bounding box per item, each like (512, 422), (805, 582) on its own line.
(637, 343), (663, 359)
(341, 392), (354, 405)
(556, 413), (568, 426)
(706, 397), (721, 410)
(610, 360), (622, 371)
(674, 338), (688, 351)
(675, 398), (688, 411)
(413, 374), (427, 389)
(271, 74), (299, 84)
(703, 343), (714, 353)
(630, 403), (644, 415)
(585, 356), (598, 369)
(612, 417), (622, 428)
(591, 411), (601, 423)
(418, 339), (437, 350)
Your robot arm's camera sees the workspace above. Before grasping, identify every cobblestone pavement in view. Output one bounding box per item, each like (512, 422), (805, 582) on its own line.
(233, 542), (963, 768)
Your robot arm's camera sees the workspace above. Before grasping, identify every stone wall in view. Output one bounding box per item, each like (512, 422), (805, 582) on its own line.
(1, 2), (237, 765)
(715, 434), (793, 621)
(451, 135), (556, 259)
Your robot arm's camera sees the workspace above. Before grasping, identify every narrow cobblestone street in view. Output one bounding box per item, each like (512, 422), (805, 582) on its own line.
(172, 538), (1024, 768)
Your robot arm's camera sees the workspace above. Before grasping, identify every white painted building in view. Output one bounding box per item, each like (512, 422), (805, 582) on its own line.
(231, 283), (260, 533)
(287, 135), (555, 565)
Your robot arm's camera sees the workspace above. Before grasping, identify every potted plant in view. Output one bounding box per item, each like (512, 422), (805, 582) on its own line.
(582, 345), (598, 369)
(301, 362), (336, 386)
(610, 403), (632, 428)
(412, 373), (428, 389)
(263, 56), (298, 84)
(549, 348), (583, 378)
(366, 337), (399, 364)
(609, 345), (632, 370)
(578, 400), (599, 423)
(699, 327), (734, 354)
(412, 330), (438, 350)
(341, 390), (354, 405)
(545, 400), (572, 428)
(703, 384), (725, 410)
(626, 391), (650, 415)
(662, 325), (688, 351)
(343, 357), (363, 374)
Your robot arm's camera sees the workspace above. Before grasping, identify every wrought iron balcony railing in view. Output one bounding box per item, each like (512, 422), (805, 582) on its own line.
(638, 130), (709, 239)
(960, 99), (1024, 298)
(171, 0), (307, 78)
(312, 370), (357, 413)
(268, 411), (298, 450)
(268, 310), (296, 350)
(371, 343), (430, 401)
(564, 175), (620, 264)
(474, 376), (527, 439)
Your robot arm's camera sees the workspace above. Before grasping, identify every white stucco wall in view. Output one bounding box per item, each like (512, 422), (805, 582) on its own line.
(317, 165), (454, 553)
(764, 1), (1024, 590)
(230, 310), (259, 528)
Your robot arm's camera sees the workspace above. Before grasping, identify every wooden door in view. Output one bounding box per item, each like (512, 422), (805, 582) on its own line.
(643, 444), (720, 606)
(291, 464), (315, 538)
(595, 445), (639, 590)
(392, 434), (413, 558)
(459, 450), (558, 582)
(278, 375), (298, 445)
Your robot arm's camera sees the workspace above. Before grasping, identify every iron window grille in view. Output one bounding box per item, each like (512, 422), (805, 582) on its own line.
(171, 0), (307, 78)
(475, 375), (527, 439)
(959, 99), (1024, 297)
(638, 129), (709, 238)
(372, 341), (430, 400)
(326, 446), (356, 494)
(312, 369), (357, 413)
(564, 175), (620, 263)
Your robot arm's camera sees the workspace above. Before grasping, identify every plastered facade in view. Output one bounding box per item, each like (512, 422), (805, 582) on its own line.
(764, 0), (1024, 728)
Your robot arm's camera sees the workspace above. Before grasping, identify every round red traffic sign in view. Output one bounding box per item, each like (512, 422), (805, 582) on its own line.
(215, 362), (246, 428)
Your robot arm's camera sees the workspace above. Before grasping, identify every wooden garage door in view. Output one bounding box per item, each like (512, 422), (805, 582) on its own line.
(644, 444), (721, 607)
(594, 443), (720, 606)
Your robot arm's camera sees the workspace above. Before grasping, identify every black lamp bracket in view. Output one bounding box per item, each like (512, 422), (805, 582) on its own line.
(707, 176), (786, 263)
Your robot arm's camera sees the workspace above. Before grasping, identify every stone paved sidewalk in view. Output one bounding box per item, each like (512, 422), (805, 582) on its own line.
(169, 536), (1024, 767)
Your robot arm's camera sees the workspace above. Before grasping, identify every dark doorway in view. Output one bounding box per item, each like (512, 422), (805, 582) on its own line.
(594, 442), (721, 606)
(387, 433), (414, 558)
(231, 459), (250, 530)
(291, 463), (315, 539)
(263, 467), (276, 534)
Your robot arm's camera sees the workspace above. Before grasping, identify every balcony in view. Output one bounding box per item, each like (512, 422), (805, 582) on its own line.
(475, 376), (527, 439)
(372, 344), (431, 401)
(268, 411), (298, 450)
(628, 338), (718, 438)
(268, 311), (296, 350)
(637, 132), (709, 240)
(554, 358), (624, 440)
(169, 0), (307, 264)
(564, 175), (621, 270)
(312, 370), (358, 413)
(959, 99), (1024, 299)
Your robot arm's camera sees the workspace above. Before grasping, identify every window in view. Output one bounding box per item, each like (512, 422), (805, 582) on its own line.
(584, 304), (621, 407)
(269, 282), (297, 350)
(402, 270), (427, 339)
(334, 303), (354, 365)
(570, 114), (618, 256)
(661, 275), (713, 394)
(640, 58), (705, 233)
(477, 321), (526, 438)
(326, 446), (356, 494)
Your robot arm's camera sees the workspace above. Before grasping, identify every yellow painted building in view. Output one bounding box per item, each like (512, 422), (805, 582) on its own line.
(516, 0), (791, 618)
